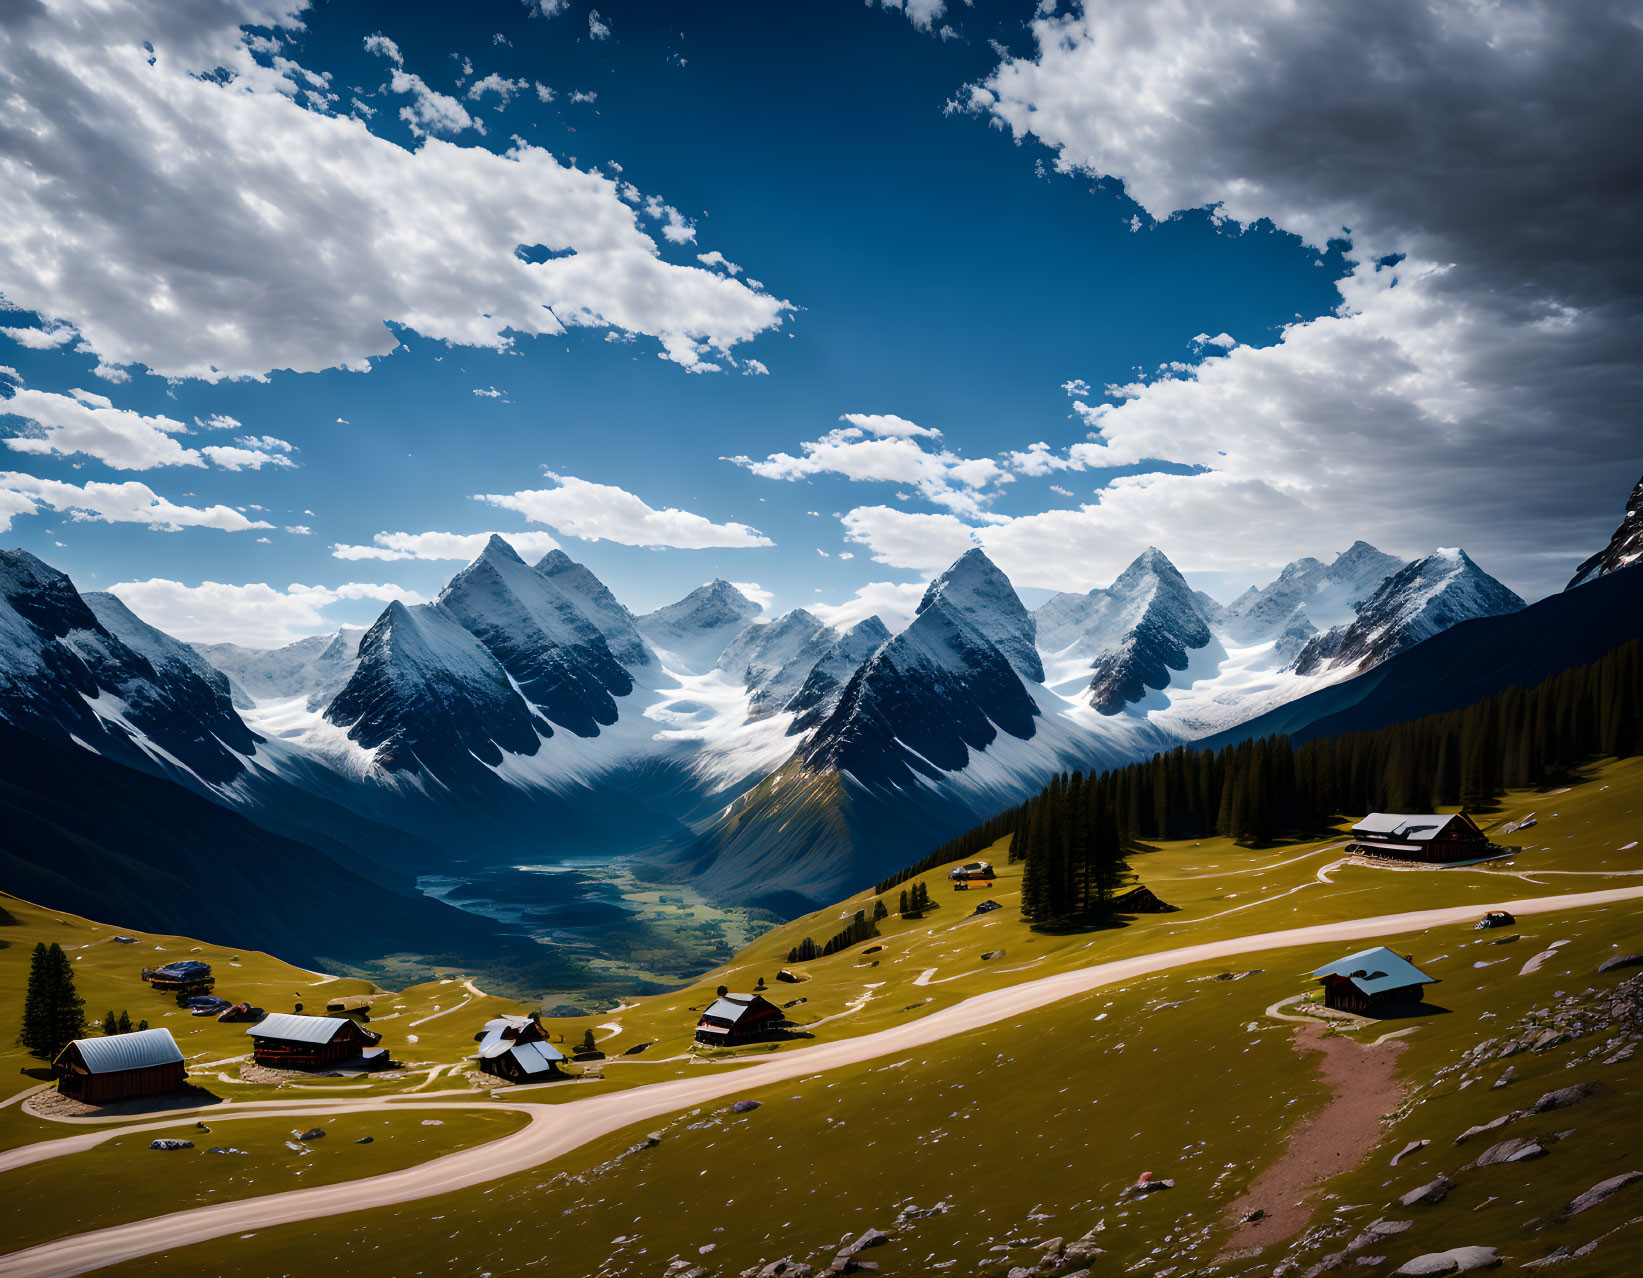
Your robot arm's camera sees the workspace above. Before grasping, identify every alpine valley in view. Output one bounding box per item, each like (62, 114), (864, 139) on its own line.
(4, 476), (1640, 955)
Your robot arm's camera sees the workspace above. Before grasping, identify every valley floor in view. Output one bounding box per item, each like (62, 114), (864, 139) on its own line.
(2, 758), (1641, 1276)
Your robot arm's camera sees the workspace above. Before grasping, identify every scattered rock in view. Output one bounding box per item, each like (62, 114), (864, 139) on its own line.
(420, 1119), (444, 1127)
(1112, 886), (1179, 913)
(1455, 1115), (1516, 1145)
(298, 1128), (325, 1142)
(971, 899), (1002, 917)
(148, 1139), (194, 1151)
(1392, 1140), (1430, 1166)
(355, 1136), (374, 1144)
(835, 1228), (888, 1259)
(980, 950), (1006, 961)
(1120, 1177), (1175, 1199)
(1561, 1171), (1642, 1218)
(1490, 1066), (1516, 1090)
(1472, 1138), (1545, 1167)
(1393, 1245), (1501, 1274)
(1348, 1219), (1411, 1252)
(731, 1100), (761, 1113)
(205, 1146), (247, 1155)
(776, 970), (804, 984)
(1531, 1082), (1604, 1114)
(1596, 954), (1643, 975)
(1398, 1175), (1453, 1207)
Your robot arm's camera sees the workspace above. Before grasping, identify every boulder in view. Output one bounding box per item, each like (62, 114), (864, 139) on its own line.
(1473, 1138), (1544, 1167)
(1491, 1066), (1516, 1090)
(981, 950), (1007, 961)
(298, 1128), (325, 1141)
(1399, 1175), (1452, 1207)
(1348, 1220), (1411, 1252)
(1392, 1140), (1430, 1166)
(776, 970), (802, 983)
(1456, 1115), (1517, 1145)
(971, 899), (1002, 916)
(149, 1139), (194, 1151)
(1394, 1245), (1501, 1274)
(732, 1100), (762, 1113)
(836, 1228), (888, 1259)
(205, 1146), (247, 1155)
(1598, 953), (1643, 974)
(1112, 886), (1179, 914)
(355, 1136), (374, 1144)
(1561, 1170), (1642, 1218)
(1532, 1082), (1604, 1114)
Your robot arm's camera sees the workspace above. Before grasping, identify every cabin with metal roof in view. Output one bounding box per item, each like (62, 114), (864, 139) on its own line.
(141, 959), (214, 993)
(1312, 946), (1439, 1014)
(52, 1028), (187, 1104)
(694, 992), (784, 1046)
(1349, 812), (1490, 863)
(949, 860), (996, 881)
(473, 1016), (568, 1083)
(246, 1012), (382, 1070)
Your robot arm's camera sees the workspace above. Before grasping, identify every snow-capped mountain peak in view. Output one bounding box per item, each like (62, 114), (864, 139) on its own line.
(918, 547), (1042, 682)
(1292, 546), (1525, 675)
(638, 579), (763, 672)
(533, 548), (652, 669)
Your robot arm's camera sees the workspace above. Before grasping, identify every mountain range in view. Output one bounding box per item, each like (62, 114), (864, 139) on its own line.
(1, 474), (1639, 932)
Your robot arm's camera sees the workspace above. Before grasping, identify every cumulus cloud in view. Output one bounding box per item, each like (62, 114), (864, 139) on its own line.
(726, 413), (1010, 518)
(2, 387), (198, 470)
(108, 578), (425, 646)
(873, 0), (948, 34)
(332, 529), (562, 561)
(522, 0), (568, 16)
(198, 443), (296, 471)
(697, 251), (741, 275)
(0, 1), (788, 381)
(587, 9), (611, 40)
(475, 472), (773, 548)
(809, 580), (926, 634)
(0, 473), (272, 533)
(0, 322), (77, 350)
(467, 73), (530, 105)
(727, 581), (772, 611)
(908, 0), (1643, 597)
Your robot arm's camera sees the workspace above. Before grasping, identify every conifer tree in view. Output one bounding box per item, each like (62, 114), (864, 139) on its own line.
(19, 942), (83, 1058)
(103, 1011), (117, 1036)
(117, 1010), (132, 1034)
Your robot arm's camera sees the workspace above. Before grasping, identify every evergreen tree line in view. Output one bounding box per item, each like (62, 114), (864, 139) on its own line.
(898, 881), (933, 918)
(870, 640), (1642, 928)
(19, 941), (85, 1059)
(788, 898), (898, 964)
(100, 1010), (149, 1035)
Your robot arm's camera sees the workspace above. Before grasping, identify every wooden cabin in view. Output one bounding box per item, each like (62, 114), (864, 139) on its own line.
(142, 959), (214, 994)
(1349, 812), (1491, 863)
(53, 1028), (187, 1104)
(694, 992), (784, 1046)
(245, 1012), (381, 1069)
(1312, 946), (1439, 1014)
(473, 1017), (567, 1082)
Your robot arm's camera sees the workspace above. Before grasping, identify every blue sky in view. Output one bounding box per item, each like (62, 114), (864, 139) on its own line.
(1, 0), (1636, 644)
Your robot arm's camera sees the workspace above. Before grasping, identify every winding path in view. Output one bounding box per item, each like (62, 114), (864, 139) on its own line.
(5, 884), (1643, 1278)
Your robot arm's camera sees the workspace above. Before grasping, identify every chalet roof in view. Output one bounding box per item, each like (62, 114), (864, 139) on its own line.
(246, 1013), (353, 1044)
(476, 1015), (540, 1055)
(504, 1041), (565, 1075)
(63, 1027), (183, 1074)
(1313, 946), (1439, 996)
(1352, 813), (1462, 841)
(702, 993), (775, 1024)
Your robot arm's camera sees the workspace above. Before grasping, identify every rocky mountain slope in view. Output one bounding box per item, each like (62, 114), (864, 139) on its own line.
(1568, 473), (1643, 588)
(1292, 548), (1526, 676)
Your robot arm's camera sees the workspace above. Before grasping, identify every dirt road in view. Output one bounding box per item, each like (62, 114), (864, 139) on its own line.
(5, 884), (1641, 1278)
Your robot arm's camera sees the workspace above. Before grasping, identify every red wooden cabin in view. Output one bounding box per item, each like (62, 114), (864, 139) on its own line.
(246, 1012), (381, 1069)
(53, 1028), (187, 1104)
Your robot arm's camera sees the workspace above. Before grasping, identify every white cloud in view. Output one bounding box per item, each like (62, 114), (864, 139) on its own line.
(467, 73), (530, 105)
(727, 413), (1010, 518)
(0, 322), (77, 350)
(2, 387), (198, 470)
(0, 473), (272, 533)
(472, 386), (505, 398)
(873, 0), (948, 34)
(534, 82), (555, 103)
(198, 443), (296, 471)
(741, 359), (769, 376)
(1192, 332), (1236, 350)
(522, 0), (569, 15)
(569, 90), (598, 104)
(642, 196), (697, 245)
(108, 578), (425, 646)
(588, 9), (611, 40)
(0, 2), (787, 381)
(285, 524), (313, 535)
(193, 414), (243, 432)
(728, 581), (772, 611)
(697, 251), (741, 275)
(809, 580), (926, 634)
(1060, 378), (1089, 397)
(475, 472), (773, 549)
(331, 529), (562, 562)
(911, 0), (1643, 598)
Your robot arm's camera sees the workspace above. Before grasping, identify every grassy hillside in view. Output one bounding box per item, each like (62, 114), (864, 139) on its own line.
(2, 756), (1640, 1273)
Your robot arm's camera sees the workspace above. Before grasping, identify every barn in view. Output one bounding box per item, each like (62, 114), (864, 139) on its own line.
(1349, 812), (1491, 863)
(246, 1013), (382, 1069)
(694, 992), (784, 1046)
(1312, 946), (1439, 1014)
(52, 1028), (187, 1104)
(472, 1015), (568, 1083)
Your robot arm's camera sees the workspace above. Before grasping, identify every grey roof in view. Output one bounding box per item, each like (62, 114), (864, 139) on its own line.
(1352, 813), (1456, 841)
(507, 1041), (565, 1074)
(702, 994), (774, 1024)
(66, 1027), (183, 1074)
(476, 1016), (537, 1056)
(1313, 946), (1439, 996)
(246, 1012), (351, 1044)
